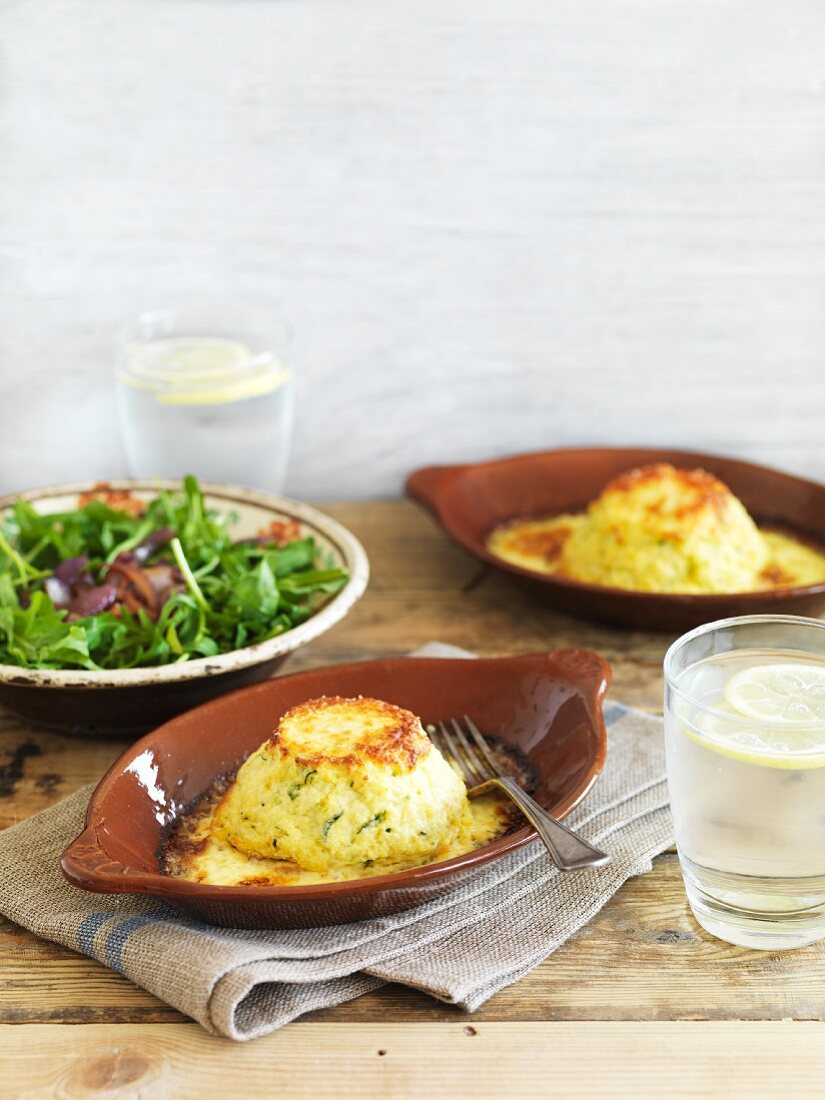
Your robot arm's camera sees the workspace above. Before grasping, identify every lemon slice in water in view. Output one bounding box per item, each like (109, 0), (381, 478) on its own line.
(682, 662), (825, 769)
(724, 663), (825, 725)
(121, 337), (291, 406)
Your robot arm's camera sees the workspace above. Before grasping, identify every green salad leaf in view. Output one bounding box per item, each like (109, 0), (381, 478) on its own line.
(0, 477), (349, 671)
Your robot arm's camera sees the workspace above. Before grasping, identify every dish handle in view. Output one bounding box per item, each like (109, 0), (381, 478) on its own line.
(405, 465), (456, 516)
(547, 647), (612, 705)
(61, 824), (151, 894)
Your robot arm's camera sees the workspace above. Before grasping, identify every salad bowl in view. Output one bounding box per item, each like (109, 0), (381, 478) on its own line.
(0, 480), (369, 735)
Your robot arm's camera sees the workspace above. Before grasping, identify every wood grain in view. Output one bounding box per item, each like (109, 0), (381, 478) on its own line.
(0, 501), (823, 1041)
(3, 854), (824, 1026)
(3, 1022), (825, 1100)
(2, 1), (825, 497)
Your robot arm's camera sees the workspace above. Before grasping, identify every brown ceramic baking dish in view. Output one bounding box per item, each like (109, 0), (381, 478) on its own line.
(406, 447), (825, 632)
(61, 649), (609, 928)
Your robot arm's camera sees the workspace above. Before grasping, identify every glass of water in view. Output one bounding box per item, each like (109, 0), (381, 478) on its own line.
(115, 301), (294, 493)
(664, 615), (825, 950)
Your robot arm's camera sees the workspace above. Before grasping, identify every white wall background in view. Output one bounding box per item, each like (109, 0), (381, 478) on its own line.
(1, 0), (824, 499)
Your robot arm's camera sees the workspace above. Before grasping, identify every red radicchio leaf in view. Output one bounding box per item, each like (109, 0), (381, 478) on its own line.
(133, 527), (174, 563)
(70, 583), (118, 618)
(54, 556), (90, 587)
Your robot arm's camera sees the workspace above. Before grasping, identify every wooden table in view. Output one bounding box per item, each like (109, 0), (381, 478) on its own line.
(1, 501), (823, 1098)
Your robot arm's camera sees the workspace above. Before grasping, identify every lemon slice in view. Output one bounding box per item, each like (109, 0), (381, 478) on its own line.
(679, 662), (825, 769)
(687, 712), (825, 768)
(724, 663), (825, 725)
(119, 337), (292, 405)
(156, 365), (291, 406)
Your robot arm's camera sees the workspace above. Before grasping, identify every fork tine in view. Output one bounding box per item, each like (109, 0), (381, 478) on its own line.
(449, 718), (489, 785)
(432, 722), (479, 787)
(462, 715), (504, 778)
(428, 722), (447, 757)
(433, 726), (470, 787)
(430, 722), (461, 778)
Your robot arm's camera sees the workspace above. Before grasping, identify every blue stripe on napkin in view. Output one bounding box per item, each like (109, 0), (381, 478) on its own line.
(603, 702), (629, 726)
(75, 911), (110, 959)
(103, 915), (157, 974)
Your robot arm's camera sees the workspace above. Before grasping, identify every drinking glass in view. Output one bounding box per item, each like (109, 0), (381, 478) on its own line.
(664, 615), (825, 950)
(115, 301), (294, 493)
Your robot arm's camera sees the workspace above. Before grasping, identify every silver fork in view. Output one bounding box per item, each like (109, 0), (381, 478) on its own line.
(431, 716), (609, 872)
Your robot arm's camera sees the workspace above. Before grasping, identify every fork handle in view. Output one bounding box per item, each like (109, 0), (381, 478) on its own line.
(487, 776), (610, 871)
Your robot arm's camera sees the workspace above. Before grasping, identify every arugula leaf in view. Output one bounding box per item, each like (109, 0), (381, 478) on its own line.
(227, 558), (279, 620)
(0, 588), (93, 669)
(0, 476), (349, 670)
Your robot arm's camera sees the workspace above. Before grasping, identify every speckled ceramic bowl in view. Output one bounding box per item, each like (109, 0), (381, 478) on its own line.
(0, 480), (369, 736)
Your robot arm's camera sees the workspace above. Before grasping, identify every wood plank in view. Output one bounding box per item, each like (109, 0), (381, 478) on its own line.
(2, 1021), (824, 1100)
(3, 855), (823, 1025)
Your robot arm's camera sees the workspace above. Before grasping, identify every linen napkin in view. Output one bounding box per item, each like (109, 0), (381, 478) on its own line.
(0, 643), (673, 1040)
